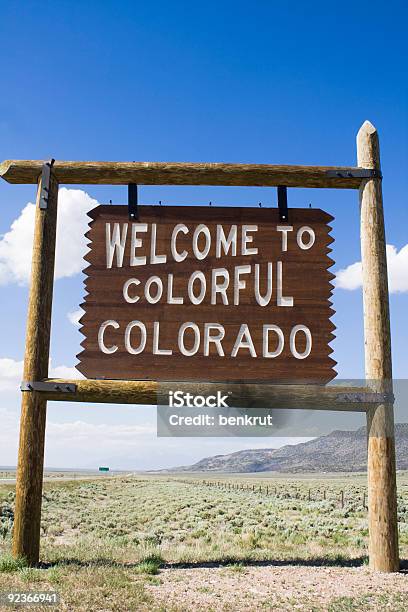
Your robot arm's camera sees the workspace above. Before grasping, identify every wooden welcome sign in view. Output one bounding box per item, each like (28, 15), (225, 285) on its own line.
(0, 122), (401, 573)
(78, 206), (335, 383)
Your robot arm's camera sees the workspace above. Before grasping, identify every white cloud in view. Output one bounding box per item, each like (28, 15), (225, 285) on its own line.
(0, 406), (156, 469)
(0, 390), (310, 469)
(0, 358), (24, 391)
(67, 308), (84, 327)
(0, 188), (98, 286)
(0, 408), (301, 470)
(0, 357), (82, 391)
(50, 364), (83, 379)
(335, 261), (363, 291)
(47, 420), (156, 446)
(336, 243), (408, 293)
(0, 407), (20, 465)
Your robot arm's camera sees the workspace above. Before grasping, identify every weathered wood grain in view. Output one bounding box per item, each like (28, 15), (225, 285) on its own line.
(12, 174), (59, 566)
(44, 378), (372, 411)
(77, 206), (336, 384)
(358, 120), (399, 572)
(1, 159), (366, 188)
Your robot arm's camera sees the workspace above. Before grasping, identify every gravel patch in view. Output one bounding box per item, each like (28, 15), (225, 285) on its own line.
(146, 565), (408, 611)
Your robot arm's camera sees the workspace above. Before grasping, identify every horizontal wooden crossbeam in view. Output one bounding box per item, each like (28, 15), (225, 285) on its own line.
(30, 378), (382, 411)
(0, 159), (377, 188)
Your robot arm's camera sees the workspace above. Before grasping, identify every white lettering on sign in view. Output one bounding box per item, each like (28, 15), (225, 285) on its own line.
(167, 274), (184, 305)
(276, 225), (293, 252)
(96, 320), (314, 360)
(98, 320), (119, 353)
(216, 225), (237, 257)
(106, 223), (128, 268)
(171, 224), (189, 262)
(231, 324), (257, 358)
(125, 321), (146, 355)
(290, 324), (313, 359)
(254, 262), (273, 307)
(178, 322), (201, 356)
(234, 265), (251, 306)
(123, 278), (140, 303)
(188, 271), (206, 305)
(211, 268), (230, 305)
(263, 324), (285, 358)
(105, 223), (265, 266)
(297, 226), (315, 250)
(119, 263), (293, 308)
(204, 323), (225, 357)
(97, 219), (324, 365)
(150, 224), (167, 264)
(130, 223), (148, 267)
(192, 224), (212, 260)
(241, 225), (258, 256)
(276, 261), (294, 307)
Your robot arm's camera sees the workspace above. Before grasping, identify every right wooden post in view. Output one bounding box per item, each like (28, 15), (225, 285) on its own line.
(358, 120), (399, 572)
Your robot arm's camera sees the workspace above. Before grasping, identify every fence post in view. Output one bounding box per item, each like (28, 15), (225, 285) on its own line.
(358, 120), (399, 572)
(12, 170), (59, 565)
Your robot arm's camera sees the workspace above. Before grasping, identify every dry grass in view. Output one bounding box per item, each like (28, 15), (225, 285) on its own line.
(1, 473), (407, 610)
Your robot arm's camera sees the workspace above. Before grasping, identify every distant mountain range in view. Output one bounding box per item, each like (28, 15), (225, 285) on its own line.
(167, 424), (408, 473)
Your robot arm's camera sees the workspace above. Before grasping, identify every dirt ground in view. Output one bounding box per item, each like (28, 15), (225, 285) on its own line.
(146, 564), (408, 611)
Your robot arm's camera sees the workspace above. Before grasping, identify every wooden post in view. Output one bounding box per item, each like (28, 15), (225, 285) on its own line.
(12, 171), (59, 565)
(358, 120), (399, 572)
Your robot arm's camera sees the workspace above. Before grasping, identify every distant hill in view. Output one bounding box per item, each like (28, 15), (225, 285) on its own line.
(168, 424), (408, 473)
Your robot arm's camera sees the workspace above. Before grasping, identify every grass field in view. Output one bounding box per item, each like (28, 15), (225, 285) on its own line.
(1, 473), (408, 610)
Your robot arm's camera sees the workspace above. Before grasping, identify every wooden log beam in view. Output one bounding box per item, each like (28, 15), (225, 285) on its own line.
(0, 159), (370, 188)
(45, 379), (158, 405)
(39, 378), (378, 411)
(12, 172), (59, 566)
(358, 120), (399, 572)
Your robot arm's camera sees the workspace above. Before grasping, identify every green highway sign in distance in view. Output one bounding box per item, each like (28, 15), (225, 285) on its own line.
(98, 467), (109, 472)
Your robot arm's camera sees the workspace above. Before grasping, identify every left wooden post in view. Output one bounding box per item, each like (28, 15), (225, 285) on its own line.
(12, 168), (59, 565)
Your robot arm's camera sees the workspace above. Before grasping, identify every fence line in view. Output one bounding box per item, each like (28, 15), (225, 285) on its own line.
(174, 478), (371, 510)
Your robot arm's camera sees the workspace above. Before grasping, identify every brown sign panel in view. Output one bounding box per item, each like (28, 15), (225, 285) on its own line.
(77, 205), (336, 383)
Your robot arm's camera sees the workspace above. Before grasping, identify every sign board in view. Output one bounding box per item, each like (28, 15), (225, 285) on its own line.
(77, 205), (336, 383)
(98, 466), (109, 472)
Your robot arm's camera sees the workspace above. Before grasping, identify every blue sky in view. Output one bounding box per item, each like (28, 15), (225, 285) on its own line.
(0, 1), (407, 469)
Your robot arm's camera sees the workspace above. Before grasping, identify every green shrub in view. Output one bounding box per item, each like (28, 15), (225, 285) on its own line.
(136, 553), (164, 575)
(0, 553), (28, 572)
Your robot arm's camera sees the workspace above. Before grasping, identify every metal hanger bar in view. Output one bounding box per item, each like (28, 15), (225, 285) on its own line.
(277, 185), (289, 222)
(128, 183), (138, 220)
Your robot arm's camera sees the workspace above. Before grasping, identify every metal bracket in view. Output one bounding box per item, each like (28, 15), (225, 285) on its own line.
(277, 186), (288, 222)
(128, 184), (138, 220)
(21, 381), (77, 393)
(326, 168), (382, 180)
(336, 392), (394, 404)
(39, 159), (55, 210)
